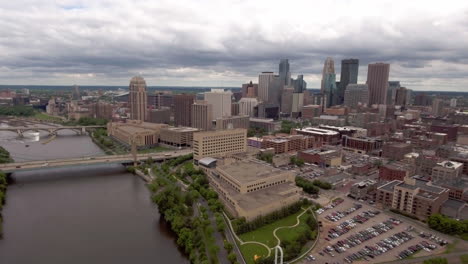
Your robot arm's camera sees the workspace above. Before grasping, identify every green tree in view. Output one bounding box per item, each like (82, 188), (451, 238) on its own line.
(227, 252), (237, 264)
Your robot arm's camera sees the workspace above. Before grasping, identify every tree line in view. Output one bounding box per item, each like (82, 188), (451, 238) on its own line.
(0, 147), (12, 164)
(0, 171), (7, 238)
(231, 199), (310, 234)
(427, 214), (468, 238)
(295, 177), (332, 195)
(0, 105), (35, 117)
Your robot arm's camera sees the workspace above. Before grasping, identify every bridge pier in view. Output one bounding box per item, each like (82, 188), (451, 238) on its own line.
(81, 127), (86, 135)
(17, 129), (23, 138)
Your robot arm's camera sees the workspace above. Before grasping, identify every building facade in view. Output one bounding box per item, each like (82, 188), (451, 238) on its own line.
(193, 129), (247, 161)
(191, 101), (213, 131)
(367, 63), (390, 105)
(204, 89), (232, 119)
(128, 76), (148, 121)
(344, 84), (369, 108)
(174, 94), (195, 127)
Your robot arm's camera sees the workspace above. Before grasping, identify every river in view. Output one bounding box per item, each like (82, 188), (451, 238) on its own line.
(0, 123), (188, 264)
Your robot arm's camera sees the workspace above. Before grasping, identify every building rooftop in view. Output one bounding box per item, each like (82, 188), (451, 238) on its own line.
(436, 160), (463, 170)
(441, 199), (466, 210)
(162, 126), (199, 132)
(378, 180), (401, 192)
(295, 127), (339, 136)
(319, 125), (352, 132)
(217, 159), (289, 184)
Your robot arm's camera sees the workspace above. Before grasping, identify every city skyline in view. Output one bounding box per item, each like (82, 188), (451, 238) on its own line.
(0, 0), (467, 91)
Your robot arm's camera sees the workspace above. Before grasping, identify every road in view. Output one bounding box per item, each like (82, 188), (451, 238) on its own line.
(0, 149), (193, 172)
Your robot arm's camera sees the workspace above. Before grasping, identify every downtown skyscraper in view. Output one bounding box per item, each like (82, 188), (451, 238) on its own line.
(128, 76), (147, 121)
(321, 57), (338, 107)
(279, 59), (291, 86)
(367, 63), (390, 105)
(338, 59), (359, 105)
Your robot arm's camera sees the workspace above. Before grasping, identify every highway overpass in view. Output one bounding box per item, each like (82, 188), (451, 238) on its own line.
(0, 149), (193, 173)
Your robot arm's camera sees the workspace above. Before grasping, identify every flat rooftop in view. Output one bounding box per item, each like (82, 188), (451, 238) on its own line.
(296, 127), (339, 136)
(117, 125), (157, 134)
(436, 160), (463, 169)
(378, 180), (401, 192)
(217, 160), (288, 184)
(215, 177), (300, 211)
(162, 127), (199, 132)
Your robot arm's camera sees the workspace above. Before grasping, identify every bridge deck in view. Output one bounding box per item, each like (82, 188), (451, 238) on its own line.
(0, 150), (193, 172)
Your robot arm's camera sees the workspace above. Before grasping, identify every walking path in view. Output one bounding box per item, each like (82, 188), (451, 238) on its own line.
(272, 207), (312, 247)
(223, 206), (315, 259)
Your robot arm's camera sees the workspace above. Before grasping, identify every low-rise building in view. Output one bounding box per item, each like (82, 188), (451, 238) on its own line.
(379, 162), (414, 181)
(107, 120), (169, 149)
(199, 158), (301, 221)
(261, 134), (320, 154)
(440, 199), (468, 220)
(215, 115), (250, 130)
(297, 148), (342, 167)
(382, 143), (413, 161)
(377, 176), (450, 220)
(159, 127), (199, 147)
(349, 180), (377, 200)
(311, 115), (346, 127)
(293, 127), (340, 145)
(431, 160), (463, 184)
(249, 118), (281, 133)
(342, 136), (383, 154)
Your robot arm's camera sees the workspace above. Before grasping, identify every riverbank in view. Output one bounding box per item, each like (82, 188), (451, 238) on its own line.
(144, 155), (236, 264)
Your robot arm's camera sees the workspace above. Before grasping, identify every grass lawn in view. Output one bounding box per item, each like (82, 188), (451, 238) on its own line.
(460, 254), (468, 264)
(276, 212), (311, 242)
(34, 112), (64, 123)
(239, 243), (269, 264)
(239, 210), (303, 248)
(138, 146), (171, 154)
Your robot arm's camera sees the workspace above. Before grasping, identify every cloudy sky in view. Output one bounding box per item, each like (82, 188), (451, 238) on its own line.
(0, 0), (467, 91)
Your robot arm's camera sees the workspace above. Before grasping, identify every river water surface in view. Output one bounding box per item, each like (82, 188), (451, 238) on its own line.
(0, 125), (188, 264)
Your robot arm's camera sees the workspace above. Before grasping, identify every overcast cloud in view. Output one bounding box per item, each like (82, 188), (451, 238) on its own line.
(0, 0), (467, 91)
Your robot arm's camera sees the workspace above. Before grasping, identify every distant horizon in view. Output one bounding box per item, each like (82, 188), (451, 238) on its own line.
(0, 84), (466, 94)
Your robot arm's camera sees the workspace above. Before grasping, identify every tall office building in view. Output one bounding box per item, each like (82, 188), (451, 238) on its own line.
(367, 63), (390, 105)
(72, 84), (81, 100)
(344, 84), (369, 108)
(432, 98), (444, 117)
(258, 72), (275, 102)
(338, 59), (359, 105)
(128, 76), (148, 121)
(293, 74), (307, 93)
(238, 97), (259, 117)
(395, 87), (408, 106)
(204, 89), (232, 119)
(387, 81), (400, 105)
(321, 57), (335, 93)
(241, 81), (258, 98)
(174, 94), (195, 126)
(321, 58), (338, 107)
(281, 87), (294, 115)
(279, 59), (291, 86)
(268, 75), (282, 105)
(192, 101), (213, 131)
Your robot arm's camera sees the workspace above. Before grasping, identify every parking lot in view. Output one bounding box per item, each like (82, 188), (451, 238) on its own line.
(304, 196), (451, 264)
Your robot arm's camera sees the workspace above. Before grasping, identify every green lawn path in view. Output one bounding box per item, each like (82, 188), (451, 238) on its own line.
(240, 243), (269, 264)
(239, 210), (303, 248)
